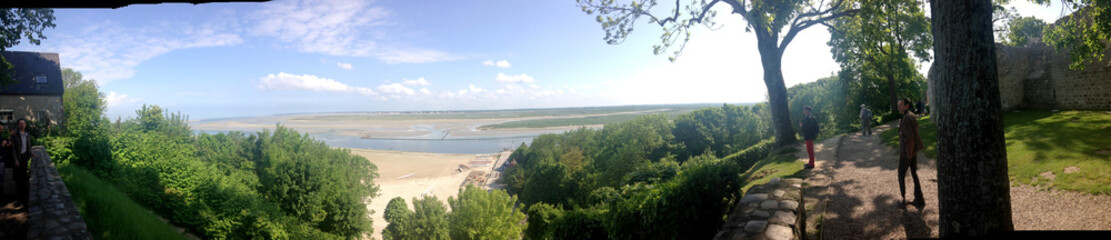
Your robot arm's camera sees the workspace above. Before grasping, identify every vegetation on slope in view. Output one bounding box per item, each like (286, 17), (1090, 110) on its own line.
(58, 164), (190, 240)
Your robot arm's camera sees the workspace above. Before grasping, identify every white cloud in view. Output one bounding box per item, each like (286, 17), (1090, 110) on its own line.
(14, 21), (243, 84)
(337, 62), (353, 70)
(377, 83), (416, 96)
(469, 84), (486, 93)
(495, 73), (535, 83)
(482, 60), (511, 68)
(420, 88), (431, 95)
(257, 72), (376, 96)
(251, 0), (459, 63)
(402, 78), (431, 86)
(105, 91), (142, 107)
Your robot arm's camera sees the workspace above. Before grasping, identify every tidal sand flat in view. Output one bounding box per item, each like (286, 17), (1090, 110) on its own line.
(349, 149), (478, 240)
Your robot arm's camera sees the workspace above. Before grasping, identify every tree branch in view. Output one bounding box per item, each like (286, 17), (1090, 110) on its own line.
(781, 5), (858, 52)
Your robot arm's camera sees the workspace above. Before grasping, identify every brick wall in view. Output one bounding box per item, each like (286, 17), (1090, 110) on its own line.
(994, 43), (1111, 111)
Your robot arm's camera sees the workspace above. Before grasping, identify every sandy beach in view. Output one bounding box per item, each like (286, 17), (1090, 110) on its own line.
(350, 148), (503, 240)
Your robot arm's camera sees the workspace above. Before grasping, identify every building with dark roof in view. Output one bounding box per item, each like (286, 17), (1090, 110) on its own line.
(0, 51), (65, 127)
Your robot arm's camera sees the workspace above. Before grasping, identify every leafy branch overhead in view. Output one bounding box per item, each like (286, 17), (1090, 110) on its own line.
(1042, 0), (1111, 70)
(578, 0), (858, 61)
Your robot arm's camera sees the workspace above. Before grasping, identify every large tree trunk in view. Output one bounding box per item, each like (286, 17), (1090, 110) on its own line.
(756, 37), (798, 147)
(930, 0), (1014, 236)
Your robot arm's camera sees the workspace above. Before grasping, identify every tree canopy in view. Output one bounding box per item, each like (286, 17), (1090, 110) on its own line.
(577, 0), (857, 147)
(1042, 0), (1111, 70)
(827, 0), (931, 114)
(1001, 16), (1048, 46)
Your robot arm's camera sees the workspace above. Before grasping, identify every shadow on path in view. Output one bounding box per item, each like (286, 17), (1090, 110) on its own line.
(806, 123), (939, 240)
(0, 167), (27, 240)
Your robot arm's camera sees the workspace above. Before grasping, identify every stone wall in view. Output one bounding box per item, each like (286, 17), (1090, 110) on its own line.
(27, 146), (93, 240)
(0, 95), (66, 126)
(994, 43), (1111, 111)
(715, 178), (805, 240)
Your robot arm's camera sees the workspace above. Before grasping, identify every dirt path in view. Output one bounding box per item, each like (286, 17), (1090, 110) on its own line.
(0, 168), (27, 240)
(807, 124), (940, 239)
(805, 122), (1111, 240)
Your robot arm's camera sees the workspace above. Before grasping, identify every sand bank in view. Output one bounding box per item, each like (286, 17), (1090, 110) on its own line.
(350, 148), (495, 240)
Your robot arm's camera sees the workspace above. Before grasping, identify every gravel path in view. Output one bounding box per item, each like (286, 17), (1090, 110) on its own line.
(805, 123), (1111, 240)
(811, 124), (940, 239)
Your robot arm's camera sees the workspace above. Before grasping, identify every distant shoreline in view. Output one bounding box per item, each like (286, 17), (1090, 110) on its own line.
(188, 102), (753, 122)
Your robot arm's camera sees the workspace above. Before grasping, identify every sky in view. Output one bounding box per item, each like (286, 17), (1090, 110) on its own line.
(10, 0), (1070, 121)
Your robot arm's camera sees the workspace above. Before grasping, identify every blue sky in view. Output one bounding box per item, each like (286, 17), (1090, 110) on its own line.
(10, 0), (1068, 120)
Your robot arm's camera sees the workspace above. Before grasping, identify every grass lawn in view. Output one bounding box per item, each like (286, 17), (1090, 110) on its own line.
(881, 111), (1111, 195)
(737, 147), (807, 193)
(58, 165), (190, 240)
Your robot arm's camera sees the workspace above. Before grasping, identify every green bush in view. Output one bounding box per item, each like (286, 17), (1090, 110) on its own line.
(722, 139), (775, 171)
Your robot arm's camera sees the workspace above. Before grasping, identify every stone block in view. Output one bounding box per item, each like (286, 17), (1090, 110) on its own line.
(761, 200), (779, 209)
(780, 200), (799, 210)
(744, 220), (768, 233)
(732, 231), (747, 239)
(753, 210), (770, 218)
(740, 193), (769, 204)
(772, 189), (785, 198)
(765, 224), (794, 240)
(769, 177), (782, 186)
(772, 211), (797, 225)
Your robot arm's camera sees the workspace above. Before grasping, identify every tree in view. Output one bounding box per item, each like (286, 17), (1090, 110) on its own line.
(0, 8), (55, 88)
(929, 0), (1014, 236)
(1042, 0), (1111, 70)
(447, 186), (527, 240)
(383, 197), (414, 240)
(827, 0), (931, 113)
(410, 196), (450, 240)
(577, 0), (856, 147)
(1001, 16), (1047, 46)
(61, 68), (113, 172)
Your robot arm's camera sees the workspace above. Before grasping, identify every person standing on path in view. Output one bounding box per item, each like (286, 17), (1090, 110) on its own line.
(897, 98), (926, 207)
(800, 106), (819, 169)
(859, 104), (873, 136)
(12, 119), (35, 200)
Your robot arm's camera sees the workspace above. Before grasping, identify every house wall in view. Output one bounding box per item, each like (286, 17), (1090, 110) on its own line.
(0, 95), (65, 127)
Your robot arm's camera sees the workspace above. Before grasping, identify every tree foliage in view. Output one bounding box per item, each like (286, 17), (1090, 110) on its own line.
(577, 0), (858, 148)
(46, 70), (381, 239)
(503, 103), (786, 239)
(1042, 0), (1111, 70)
(0, 8), (55, 87)
(383, 197), (414, 240)
(447, 186), (527, 240)
(1002, 16), (1048, 46)
(827, 0), (931, 113)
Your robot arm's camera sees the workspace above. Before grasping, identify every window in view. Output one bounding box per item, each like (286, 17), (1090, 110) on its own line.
(0, 110), (12, 124)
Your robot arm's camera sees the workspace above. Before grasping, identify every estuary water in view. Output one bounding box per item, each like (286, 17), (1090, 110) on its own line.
(194, 129), (535, 154)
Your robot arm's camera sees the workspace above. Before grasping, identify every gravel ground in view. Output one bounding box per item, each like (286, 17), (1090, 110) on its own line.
(805, 123), (1111, 240)
(813, 124), (940, 240)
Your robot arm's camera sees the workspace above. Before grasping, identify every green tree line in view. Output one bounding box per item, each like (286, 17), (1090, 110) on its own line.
(43, 69), (380, 239)
(382, 186), (527, 240)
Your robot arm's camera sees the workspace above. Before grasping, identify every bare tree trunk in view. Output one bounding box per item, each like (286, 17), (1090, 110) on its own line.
(757, 37), (797, 147)
(930, 0), (1014, 236)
